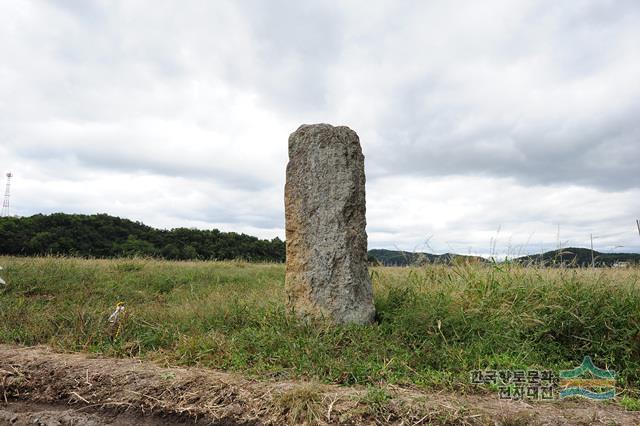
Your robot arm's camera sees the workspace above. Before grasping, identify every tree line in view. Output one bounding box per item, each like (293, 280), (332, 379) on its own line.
(0, 213), (285, 262)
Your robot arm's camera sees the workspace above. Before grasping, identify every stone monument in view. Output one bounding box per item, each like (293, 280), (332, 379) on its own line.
(284, 123), (376, 324)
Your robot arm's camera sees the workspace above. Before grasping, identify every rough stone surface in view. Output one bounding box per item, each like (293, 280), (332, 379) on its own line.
(285, 123), (376, 324)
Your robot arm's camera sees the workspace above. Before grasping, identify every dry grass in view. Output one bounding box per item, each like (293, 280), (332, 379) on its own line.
(4, 345), (640, 425)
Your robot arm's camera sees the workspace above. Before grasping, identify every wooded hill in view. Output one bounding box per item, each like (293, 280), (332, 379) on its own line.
(0, 213), (285, 262)
(368, 248), (640, 267)
(514, 247), (640, 267)
(367, 249), (487, 266)
(1, 214), (638, 266)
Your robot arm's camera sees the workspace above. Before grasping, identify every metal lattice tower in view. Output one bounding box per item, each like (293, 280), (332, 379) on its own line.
(1, 172), (12, 217)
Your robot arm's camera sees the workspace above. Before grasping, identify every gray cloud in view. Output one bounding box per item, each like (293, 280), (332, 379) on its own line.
(374, 94), (640, 189)
(0, 0), (638, 253)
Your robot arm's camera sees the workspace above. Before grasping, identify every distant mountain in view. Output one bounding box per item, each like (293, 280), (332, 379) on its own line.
(367, 249), (487, 266)
(367, 247), (640, 267)
(515, 247), (640, 267)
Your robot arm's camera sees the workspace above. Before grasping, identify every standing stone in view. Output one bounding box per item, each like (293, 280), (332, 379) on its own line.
(285, 123), (376, 324)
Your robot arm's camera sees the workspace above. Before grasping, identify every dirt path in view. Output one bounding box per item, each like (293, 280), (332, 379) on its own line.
(0, 400), (207, 425)
(1, 345), (638, 425)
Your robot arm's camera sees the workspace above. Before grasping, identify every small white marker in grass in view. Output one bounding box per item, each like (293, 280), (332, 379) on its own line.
(108, 302), (126, 324)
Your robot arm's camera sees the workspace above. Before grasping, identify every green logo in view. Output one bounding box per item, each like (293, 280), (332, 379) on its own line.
(559, 356), (616, 400)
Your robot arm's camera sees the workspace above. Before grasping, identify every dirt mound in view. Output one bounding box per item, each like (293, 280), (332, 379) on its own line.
(1, 345), (638, 425)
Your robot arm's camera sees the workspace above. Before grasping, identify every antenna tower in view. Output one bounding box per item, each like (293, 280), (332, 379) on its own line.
(1, 172), (12, 217)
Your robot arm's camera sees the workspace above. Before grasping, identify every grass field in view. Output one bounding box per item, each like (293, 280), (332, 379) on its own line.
(1, 256), (639, 396)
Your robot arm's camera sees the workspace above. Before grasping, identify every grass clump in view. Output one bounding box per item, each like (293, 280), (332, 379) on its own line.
(275, 385), (323, 424)
(359, 385), (392, 416)
(0, 256), (639, 395)
(620, 396), (640, 411)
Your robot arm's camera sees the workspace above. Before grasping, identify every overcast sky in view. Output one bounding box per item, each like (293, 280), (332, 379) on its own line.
(1, 0), (639, 256)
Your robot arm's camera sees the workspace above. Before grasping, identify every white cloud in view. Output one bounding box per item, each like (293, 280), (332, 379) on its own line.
(1, 0), (638, 255)
(367, 175), (640, 255)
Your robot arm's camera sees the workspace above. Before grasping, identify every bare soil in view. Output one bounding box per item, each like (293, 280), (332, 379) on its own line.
(1, 345), (638, 425)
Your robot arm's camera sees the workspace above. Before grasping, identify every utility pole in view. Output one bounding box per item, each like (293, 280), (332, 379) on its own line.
(637, 219), (640, 237)
(590, 233), (595, 268)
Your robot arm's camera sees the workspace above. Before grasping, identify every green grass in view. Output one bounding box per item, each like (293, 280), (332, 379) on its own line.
(620, 396), (640, 411)
(1, 256), (639, 393)
(359, 385), (392, 416)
